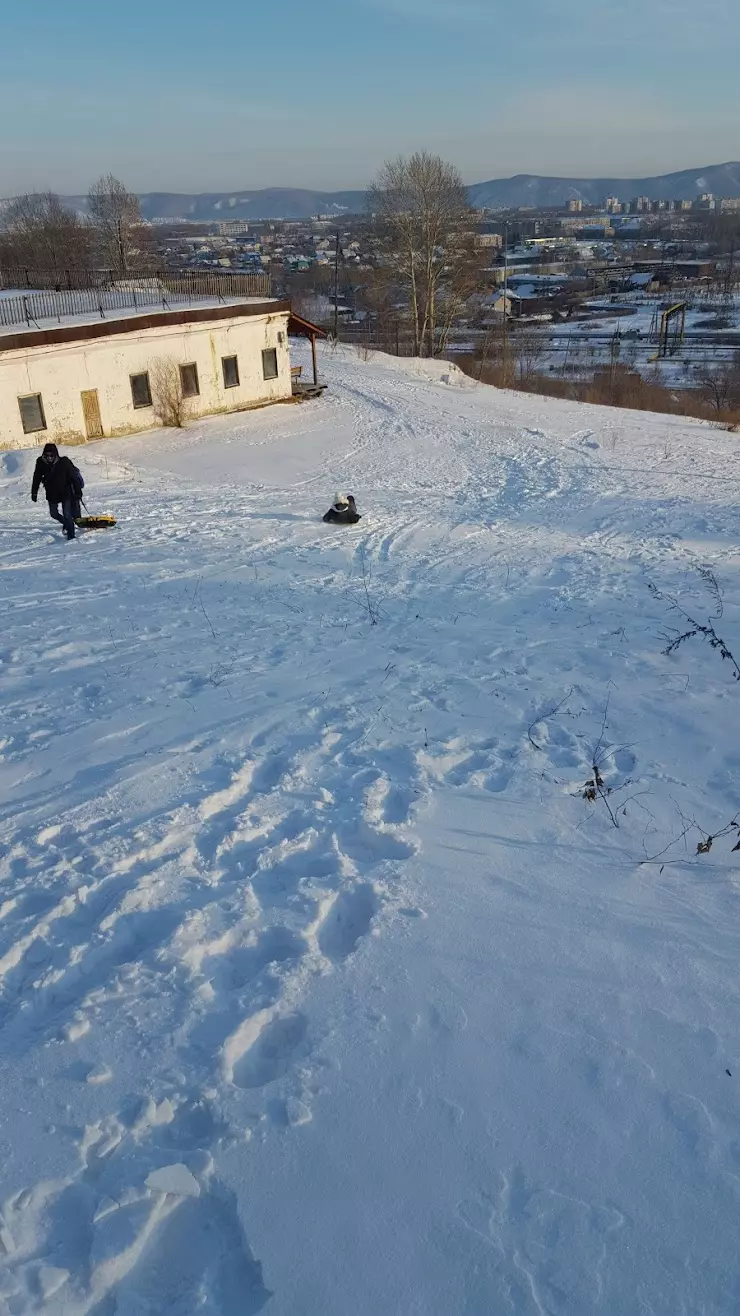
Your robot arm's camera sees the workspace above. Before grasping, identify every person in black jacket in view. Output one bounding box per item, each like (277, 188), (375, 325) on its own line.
(323, 493), (361, 525)
(31, 443), (84, 540)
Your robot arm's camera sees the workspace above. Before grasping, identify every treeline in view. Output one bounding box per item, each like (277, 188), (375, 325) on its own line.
(0, 175), (151, 278)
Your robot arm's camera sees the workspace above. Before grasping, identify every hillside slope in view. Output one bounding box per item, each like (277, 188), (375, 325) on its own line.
(62, 187), (368, 222)
(1, 351), (740, 1314)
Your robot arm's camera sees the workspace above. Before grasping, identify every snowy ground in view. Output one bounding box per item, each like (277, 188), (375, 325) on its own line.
(2, 344), (740, 1314)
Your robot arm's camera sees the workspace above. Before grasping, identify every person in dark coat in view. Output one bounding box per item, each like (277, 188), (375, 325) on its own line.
(323, 493), (361, 525)
(31, 443), (84, 540)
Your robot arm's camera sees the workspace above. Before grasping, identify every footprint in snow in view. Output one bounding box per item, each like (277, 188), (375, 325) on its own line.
(232, 1012), (309, 1090)
(318, 883), (378, 962)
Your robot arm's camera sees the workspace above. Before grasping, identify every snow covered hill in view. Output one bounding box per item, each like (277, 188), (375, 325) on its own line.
(1, 346), (740, 1314)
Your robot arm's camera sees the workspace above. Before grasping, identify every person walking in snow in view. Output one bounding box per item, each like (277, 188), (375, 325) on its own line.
(31, 442), (85, 540)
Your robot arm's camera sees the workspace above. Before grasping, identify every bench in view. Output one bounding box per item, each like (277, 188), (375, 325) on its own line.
(291, 365), (303, 382)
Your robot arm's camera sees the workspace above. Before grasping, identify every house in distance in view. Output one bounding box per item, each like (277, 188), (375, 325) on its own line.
(0, 291), (324, 449)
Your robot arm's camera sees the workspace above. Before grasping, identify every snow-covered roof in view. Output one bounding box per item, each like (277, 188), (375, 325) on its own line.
(0, 296), (286, 348)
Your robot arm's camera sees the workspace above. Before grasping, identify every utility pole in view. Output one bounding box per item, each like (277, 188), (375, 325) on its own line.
(725, 232), (736, 297)
(117, 218), (127, 278)
(333, 230), (340, 340)
(502, 219), (509, 383)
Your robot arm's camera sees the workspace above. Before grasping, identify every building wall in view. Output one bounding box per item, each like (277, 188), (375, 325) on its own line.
(0, 309), (292, 449)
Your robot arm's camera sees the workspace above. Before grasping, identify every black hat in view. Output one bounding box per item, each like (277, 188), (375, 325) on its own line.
(42, 442), (59, 458)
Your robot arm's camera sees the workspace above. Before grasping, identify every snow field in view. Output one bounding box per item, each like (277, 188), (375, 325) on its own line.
(1, 343), (740, 1312)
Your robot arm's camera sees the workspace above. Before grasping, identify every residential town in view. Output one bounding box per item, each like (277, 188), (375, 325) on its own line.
(146, 190), (740, 291)
(2, 174), (739, 430)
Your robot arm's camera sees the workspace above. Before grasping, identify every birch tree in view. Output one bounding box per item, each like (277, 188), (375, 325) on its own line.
(367, 153), (482, 357)
(87, 174), (144, 277)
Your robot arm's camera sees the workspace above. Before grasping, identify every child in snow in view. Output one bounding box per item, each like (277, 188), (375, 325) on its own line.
(323, 493), (361, 525)
(31, 443), (85, 540)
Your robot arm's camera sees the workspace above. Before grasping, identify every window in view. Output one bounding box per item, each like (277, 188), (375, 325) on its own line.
(222, 355), (240, 389)
(18, 394), (46, 434)
(262, 348), (279, 381)
(179, 363), (199, 398)
(130, 372), (152, 408)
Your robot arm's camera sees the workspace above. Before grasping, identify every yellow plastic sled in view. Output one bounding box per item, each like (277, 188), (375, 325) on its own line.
(75, 515), (117, 529)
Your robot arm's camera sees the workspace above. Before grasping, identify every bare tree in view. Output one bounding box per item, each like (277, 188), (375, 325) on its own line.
(149, 358), (187, 428)
(87, 174), (144, 277)
(367, 152), (484, 357)
(701, 214), (740, 294)
(473, 317), (512, 386)
(0, 191), (93, 274)
(693, 352), (740, 418)
(512, 328), (546, 387)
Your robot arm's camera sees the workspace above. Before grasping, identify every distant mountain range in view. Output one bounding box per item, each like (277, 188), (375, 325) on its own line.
(64, 188), (367, 223)
(467, 162), (740, 209)
(60, 163), (740, 221)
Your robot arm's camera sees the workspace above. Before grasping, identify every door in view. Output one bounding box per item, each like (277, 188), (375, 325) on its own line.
(81, 389), (103, 439)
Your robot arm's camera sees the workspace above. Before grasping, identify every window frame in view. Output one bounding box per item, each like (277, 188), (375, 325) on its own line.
(222, 355), (240, 389)
(130, 372), (153, 409)
(262, 347), (279, 381)
(18, 393), (47, 435)
(179, 362), (200, 398)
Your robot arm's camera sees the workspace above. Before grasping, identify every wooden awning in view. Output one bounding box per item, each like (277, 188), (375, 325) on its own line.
(288, 312), (327, 340)
(287, 311), (327, 387)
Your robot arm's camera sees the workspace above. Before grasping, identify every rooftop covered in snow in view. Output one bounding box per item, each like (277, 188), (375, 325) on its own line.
(0, 296), (290, 351)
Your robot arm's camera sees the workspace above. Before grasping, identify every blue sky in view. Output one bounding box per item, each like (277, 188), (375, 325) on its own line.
(1, 0), (738, 194)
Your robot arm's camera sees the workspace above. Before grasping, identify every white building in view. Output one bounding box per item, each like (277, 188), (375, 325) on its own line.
(218, 220), (249, 236)
(486, 290), (519, 318)
(0, 297), (320, 450)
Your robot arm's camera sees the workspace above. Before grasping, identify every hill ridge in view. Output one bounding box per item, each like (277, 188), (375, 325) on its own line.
(49, 162), (740, 221)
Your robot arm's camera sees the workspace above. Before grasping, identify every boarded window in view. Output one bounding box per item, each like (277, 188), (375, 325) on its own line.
(18, 393), (47, 434)
(262, 348), (279, 381)
(179, 363), (199, 397)
(222, 355), (239, 389)
(130, 372), (152, 408)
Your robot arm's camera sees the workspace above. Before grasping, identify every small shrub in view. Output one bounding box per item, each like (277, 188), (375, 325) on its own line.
(150, 357), (187, 428)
